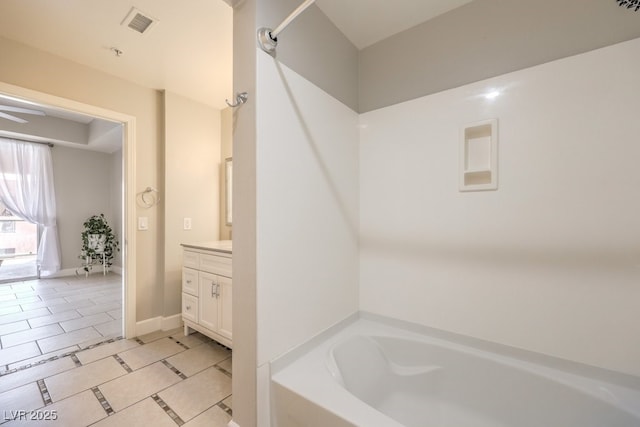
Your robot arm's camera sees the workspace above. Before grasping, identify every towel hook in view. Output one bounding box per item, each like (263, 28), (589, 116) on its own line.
(225, 92), (249, 108)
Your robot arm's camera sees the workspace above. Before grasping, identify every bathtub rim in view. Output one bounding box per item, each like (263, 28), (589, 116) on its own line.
(270, 311), (640, 426)
(273, 311), (640, 391)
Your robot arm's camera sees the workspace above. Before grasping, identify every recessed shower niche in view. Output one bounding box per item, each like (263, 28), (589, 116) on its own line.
(459, 119), (498, 191)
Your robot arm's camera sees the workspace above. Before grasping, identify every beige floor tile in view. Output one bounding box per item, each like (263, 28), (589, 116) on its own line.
(63, 290), (108, 303)
(0, 285), (15, 295)
(91, 397), (176, 427)
(27, 310), (81, 329)
(172, 331), (210, 348)
(0, 320), (30, 336)
(0, 296), (39, 309)
(7, 345), (79, 370)
(0, 308), (50, 326)
(90, 293), (122, 304)
(47, 299), (95, 314)
(158, 366), (231, 422)
(0, 305), (21, 316)
(217, 356), (232, 375)
(222, 395), (232, 409)
(118, 338), (185, 371)
(77, 302), (121, 317)
(99, 361), (182, 412)
(183, 405), (232, 427)
(1, 324), (64, 348)
(3, 389), (107, 427)
(45, 356), (127, 402)
(8, 283), (33, 292)
(93, 319), (122, 337)
(0, 357), (76, 394)
(137, 328), (182, 344)
(166, 342), (231, 377)
(107, 308), (122, 319)
(14, 287), (58, 299)
(0, 382), (43, 414)
(0, 342), (41, 367)
(76, 334), (119, 350)
(38, 326), (102, 354)
(0, 293), (16, 302)
(75, 339), (139, 365)
(20, 297), (67, 311)
(59, 312), (113, 332)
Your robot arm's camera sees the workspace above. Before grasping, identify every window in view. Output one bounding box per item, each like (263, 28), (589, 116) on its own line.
(1, 221), (16, 233)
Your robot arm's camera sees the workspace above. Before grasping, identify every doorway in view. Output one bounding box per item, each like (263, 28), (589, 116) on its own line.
(0, 81), (137, 341)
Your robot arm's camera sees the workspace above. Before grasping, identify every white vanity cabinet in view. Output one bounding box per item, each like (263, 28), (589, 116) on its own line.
(181, 241), (232, 348)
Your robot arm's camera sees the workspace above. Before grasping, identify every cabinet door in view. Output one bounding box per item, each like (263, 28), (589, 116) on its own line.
(217, 275), (232, 340)
(198, 271), (219, 332)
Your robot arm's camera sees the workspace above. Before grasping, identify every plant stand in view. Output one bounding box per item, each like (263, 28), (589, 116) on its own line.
(78, 214), (119, 278)
(83, 253), (107, 277)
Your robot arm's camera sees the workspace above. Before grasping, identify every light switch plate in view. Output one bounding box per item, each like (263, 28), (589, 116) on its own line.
(183, 217), (192, 230)
(138, 216), (148, 231)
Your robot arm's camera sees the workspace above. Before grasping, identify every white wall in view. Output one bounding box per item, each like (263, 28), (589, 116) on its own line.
(256, 52), (360, 366)
(359, 38), (640, 377)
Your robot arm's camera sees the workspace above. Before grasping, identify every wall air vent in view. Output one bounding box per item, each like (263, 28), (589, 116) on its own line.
(121, 7), (158, 35)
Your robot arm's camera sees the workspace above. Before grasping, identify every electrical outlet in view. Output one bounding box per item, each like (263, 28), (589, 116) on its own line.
(183, 217), (192, 230)
(138, 217), (148, 231)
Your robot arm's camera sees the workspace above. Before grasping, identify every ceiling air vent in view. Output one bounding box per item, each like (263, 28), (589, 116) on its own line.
(121, 7), (158, 35)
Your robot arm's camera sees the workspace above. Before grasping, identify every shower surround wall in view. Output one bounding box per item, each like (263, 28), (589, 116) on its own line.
(231, 1), (360, 426)
(360, 37), (640, 377)
(232, 1), (640, 425)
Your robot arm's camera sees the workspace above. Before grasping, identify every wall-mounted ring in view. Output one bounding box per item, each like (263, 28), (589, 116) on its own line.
(138, 186), (160, 208)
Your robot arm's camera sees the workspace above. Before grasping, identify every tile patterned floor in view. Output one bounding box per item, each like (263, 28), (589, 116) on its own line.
(0, 275), (233, 426)
(0, 274), (123, 371)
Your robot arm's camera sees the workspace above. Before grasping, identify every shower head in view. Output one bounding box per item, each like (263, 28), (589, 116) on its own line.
(616, 0), (640, 11)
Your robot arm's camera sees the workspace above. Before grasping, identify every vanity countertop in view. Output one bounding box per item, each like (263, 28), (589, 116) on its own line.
(181, 240), (232, 254)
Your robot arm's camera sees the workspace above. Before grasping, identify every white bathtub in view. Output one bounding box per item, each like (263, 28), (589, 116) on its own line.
(270, 314), (640, 427)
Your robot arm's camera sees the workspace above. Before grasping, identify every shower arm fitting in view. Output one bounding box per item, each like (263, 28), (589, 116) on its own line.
(225, 92), (249, 108)
(258, 0), (316, 53)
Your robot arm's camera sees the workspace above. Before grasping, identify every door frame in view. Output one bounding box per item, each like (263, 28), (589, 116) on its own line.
(0, 81), (137, 338)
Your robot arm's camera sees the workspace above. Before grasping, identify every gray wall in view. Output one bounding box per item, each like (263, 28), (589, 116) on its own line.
(359, 0), (640, 112)
(248, 0), (640, 114)
(260, 0), (359, 111)
(52, 145), (122, 271)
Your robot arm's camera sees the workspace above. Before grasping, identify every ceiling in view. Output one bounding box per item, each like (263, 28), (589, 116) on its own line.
(0, 0), (473, 150)
(0, 0), (474, 110)
(316, 0), (474, 49)
(0, 0), (233, 110)
(0, 94), (123, 153)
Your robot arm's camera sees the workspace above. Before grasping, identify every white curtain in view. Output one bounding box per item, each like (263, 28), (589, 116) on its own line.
(0, 138), (61, 276)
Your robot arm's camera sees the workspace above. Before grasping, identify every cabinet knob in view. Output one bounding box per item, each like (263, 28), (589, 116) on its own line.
(186, 280), (192, 284)
(186, 305), (191, 310)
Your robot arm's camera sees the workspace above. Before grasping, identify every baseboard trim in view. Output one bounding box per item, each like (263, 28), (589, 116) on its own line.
(136, 317), (161, 336)
(136, 314), (184, 336)
(162, 313), (183, 331)
(46, 267), (123, 278)
(46, 268), (76, 278)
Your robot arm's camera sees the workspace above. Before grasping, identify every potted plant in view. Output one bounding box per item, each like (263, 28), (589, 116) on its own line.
(79, 213), (120, 273)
